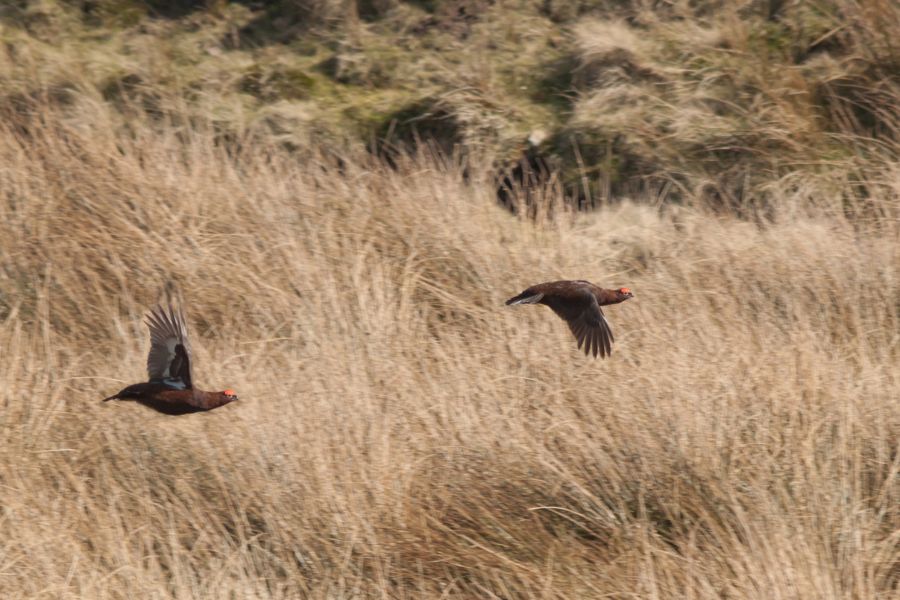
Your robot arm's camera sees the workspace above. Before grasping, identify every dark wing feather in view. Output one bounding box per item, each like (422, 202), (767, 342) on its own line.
(145, 303), (193, 388)
(566, 305), (613, 358)
(542, 286), (615, 358)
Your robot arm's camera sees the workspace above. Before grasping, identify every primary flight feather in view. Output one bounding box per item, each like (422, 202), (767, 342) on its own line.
(506, 280), (634, 358)
(102, 301), (238, 415)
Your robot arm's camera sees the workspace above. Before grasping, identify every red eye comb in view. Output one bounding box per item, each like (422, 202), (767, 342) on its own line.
(619, 287), (631, 294)
(224, 389), (235, 396)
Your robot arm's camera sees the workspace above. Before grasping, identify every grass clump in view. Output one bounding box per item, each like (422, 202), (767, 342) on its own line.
(0, 4), (899, 597)
(8, 0), (895, 206)
(0, 80), (898, 599)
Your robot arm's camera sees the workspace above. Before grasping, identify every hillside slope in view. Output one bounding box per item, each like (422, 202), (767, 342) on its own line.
(0, 2), (898, 598)
(2, 0), (898, 203)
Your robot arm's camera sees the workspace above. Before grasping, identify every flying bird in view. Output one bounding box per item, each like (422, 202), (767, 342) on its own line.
(506, 280), (634, 358)
(102, 301), (238, 414)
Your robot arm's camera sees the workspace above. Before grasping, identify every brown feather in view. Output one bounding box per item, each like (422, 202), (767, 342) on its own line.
(506, 280), (633, 359)
(102, 382), (237, 415)
(102, 297), (238, 415)
(146, 303), (194, 389)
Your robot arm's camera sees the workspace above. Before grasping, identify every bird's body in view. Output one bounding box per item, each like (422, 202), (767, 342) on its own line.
(104, 383), (235, 415)
(103, 301), (238, 414)
(506, 280), (633, 358)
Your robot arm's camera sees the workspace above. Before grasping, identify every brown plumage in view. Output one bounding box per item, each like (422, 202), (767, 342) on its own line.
(102, 302), (238, 415)
(506, 280), (634, 358)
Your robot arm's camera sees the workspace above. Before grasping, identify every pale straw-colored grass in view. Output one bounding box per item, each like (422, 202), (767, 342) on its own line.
(0, 98), (897, 598)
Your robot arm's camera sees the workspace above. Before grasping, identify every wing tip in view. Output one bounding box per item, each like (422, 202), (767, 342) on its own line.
(573, 325), (613, 359)
(506, 291), (544, 305)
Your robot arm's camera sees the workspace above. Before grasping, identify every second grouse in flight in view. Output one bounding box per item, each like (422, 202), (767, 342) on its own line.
(506, 280), (633, 358)
(103, 301), (238, 414)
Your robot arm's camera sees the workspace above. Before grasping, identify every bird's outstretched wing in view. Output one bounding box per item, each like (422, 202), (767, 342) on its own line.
(145, 303), (193, 389)
(541, 285), (614, 358)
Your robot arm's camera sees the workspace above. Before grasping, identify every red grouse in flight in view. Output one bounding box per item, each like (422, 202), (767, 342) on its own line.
(103, 302), (238, 414)
(506, 280), (634, 358)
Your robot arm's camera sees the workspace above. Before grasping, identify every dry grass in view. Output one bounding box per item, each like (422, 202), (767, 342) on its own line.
(561, 1), (900, 203)
(1, 1), (900, 597)
(0, 92), (898, 598)
(7, 1), (897, 201)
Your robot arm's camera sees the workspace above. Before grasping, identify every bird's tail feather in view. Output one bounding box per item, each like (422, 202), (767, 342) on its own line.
(505, 291), (544, 305)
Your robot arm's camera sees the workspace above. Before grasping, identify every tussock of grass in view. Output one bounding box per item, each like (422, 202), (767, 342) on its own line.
(1, 95), (898, 597)
(5, 1), (898, 204)
(1, 1), (899, 597)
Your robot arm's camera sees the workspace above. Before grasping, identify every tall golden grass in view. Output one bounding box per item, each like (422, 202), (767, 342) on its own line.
(0, 93), (897, 598)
